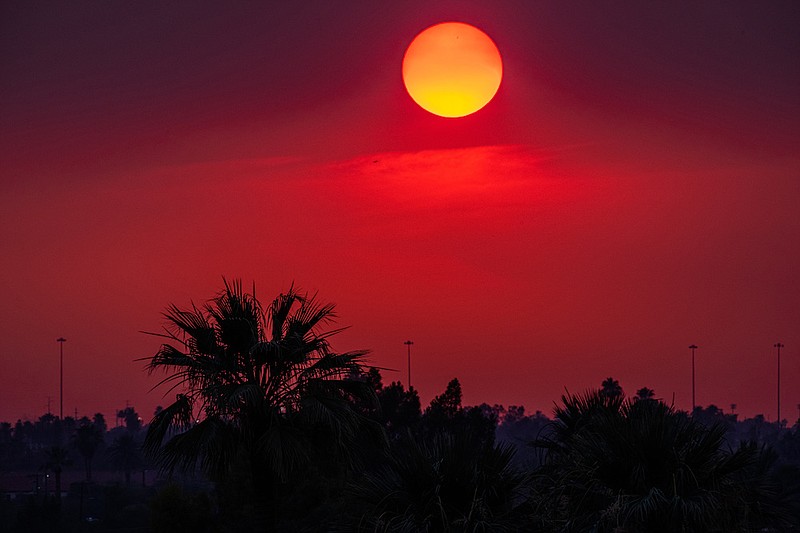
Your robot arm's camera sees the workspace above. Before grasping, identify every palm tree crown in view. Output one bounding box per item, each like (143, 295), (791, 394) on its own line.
(534, 390), (760, 532)
(142, 280), (374, 483)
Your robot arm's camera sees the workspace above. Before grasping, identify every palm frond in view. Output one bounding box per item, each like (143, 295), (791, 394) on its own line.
(268, 286), (302, 341)
(286, 293), (337, 339)
(256, 420), (309, 482)
(156, 417), (239, 478)
(143, 393), (194, 460)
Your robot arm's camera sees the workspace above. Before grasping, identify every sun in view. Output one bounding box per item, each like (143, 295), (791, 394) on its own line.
(402, 22), (503, 118)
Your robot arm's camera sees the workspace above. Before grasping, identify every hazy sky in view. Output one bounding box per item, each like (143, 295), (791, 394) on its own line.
(1, 2), (798, 424)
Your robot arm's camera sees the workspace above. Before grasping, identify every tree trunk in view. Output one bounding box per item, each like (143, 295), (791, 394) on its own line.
(250, 455), (277, 529)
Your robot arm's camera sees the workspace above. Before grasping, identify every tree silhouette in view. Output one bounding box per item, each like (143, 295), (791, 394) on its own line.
(108, 433), (142, 486)
(352, 430), (527, 531)
(633, 387), (655, 402)
(376, 381), (422, 438)
(600, 377), (623, 400)
(419, 378), (497, 449)
(116, 407), (141, 433)
(534, 390), (762, 532)
(74, 421), (103, 482)
(92, 412), (107, 434)
(142, 280), (374, 523)
(43, 445), (71, 507)
(425, 378), (463, 420)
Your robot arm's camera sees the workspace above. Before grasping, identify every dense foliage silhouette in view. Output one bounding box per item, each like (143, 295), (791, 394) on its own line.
(142, 280), (376, 527)
(1, 279), (799, 531)
(531, 389), (795, 532)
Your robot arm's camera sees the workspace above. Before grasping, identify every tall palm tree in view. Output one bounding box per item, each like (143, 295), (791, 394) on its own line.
(600, 377), (623, 400)
(633, 387), (655, 402)
(44, 445), (71, 507)
(108, 433), (142, 486)
(142, 280), (375, 522)
(74, 422), (103, 482)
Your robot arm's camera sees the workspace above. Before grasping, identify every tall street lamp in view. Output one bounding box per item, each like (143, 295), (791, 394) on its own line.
(57, 337), (66, 419)
(689, 344), (698, 412)
(774, 342), (783, 424)
(404, 340), (414, 389)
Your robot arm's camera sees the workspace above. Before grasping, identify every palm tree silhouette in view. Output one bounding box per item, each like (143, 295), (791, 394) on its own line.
(534, 390), (760, 532)
(44, 445), (71, 507)
(108, 433), (142, 486)
(142, 280), (374, 522)
(633, 387), (655, 402)
(352, 430), (527, 531)
(74, 421), (103, 482)
(600, 377), (623, 399)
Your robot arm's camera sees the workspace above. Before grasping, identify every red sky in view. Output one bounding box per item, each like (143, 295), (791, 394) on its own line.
(1, 2), (799, 424)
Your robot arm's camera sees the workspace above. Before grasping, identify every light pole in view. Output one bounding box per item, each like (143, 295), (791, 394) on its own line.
(404, 340), (414, 389)
(57, 337), (66, 419)
(774, 342), (783, 424)
(689, 344), (698, 412)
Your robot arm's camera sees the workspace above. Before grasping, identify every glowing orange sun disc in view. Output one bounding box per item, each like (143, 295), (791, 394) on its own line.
(402, 22), (503, 118)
